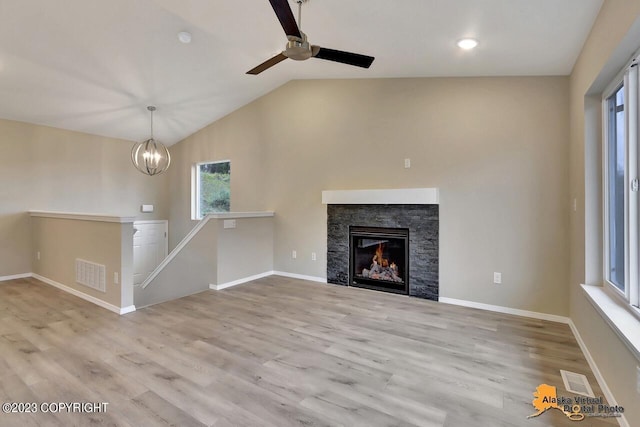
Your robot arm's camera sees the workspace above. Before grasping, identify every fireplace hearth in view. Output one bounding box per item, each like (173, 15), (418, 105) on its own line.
(350, 226), (409, 294)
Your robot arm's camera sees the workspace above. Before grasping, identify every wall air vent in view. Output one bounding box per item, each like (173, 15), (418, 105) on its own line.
(75, 259), (106, 292)
(560, 370), (595, 397)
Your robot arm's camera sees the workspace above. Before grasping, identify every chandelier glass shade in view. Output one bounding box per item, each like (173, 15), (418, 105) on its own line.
(131, 106), (171, 176)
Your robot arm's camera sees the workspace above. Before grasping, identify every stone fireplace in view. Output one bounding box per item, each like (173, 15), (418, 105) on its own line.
(323, 189), (439, 301)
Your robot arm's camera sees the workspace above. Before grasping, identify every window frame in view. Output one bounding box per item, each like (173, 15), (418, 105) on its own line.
(602, 55), (640, 311)
(191, 160), (231, 220)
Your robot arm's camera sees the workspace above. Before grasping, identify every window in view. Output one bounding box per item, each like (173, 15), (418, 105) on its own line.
(603, 56), (639, 309)
(606, 85), (625, 292)
(192, 161), (230, 219)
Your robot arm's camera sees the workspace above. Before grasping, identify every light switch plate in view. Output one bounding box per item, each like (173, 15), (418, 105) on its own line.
(141, 204), (154, 213)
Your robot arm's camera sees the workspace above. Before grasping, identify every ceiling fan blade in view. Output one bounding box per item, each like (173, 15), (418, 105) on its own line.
(268, 0), (301, 38)
(312, 47), (375, 69)
(246, 53), (288, 75)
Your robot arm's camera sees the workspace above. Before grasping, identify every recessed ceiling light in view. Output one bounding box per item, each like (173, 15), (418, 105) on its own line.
(457, 38), (478, 50)
(178, 31), (192, 44)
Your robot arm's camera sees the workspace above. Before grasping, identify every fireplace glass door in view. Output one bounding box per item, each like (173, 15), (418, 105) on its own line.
(349, 226), (409, 294)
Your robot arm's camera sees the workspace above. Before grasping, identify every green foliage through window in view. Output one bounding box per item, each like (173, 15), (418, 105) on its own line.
(199, 161), (230, 216)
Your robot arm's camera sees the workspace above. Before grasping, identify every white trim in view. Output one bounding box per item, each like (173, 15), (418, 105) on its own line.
(29, 210), (135, 223)
(272, 271), (327, 283)
(438, 297), (570, 324)
(206, 211), (274, 219)
(321, 188), (439, 205)
(133, 220), (168, 225)
(119, 305), (136, 315)
(568, 319), (630, 427)
(0, 273), (32, 282)
(581, 284), (640, 361)
(210, 271), (274, 290)
(32, 274), (135, 315)
(191, 164), (199, 220)
(209, 271), (327, 291)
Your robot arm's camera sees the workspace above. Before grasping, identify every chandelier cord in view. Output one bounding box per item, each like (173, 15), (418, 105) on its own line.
(147, 105), (156, 139)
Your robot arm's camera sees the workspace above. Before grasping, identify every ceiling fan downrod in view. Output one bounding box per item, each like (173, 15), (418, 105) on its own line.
(297, 0), (304, 31)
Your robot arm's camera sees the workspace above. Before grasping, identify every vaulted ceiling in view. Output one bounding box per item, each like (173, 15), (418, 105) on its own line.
(0, 0), (603, 145)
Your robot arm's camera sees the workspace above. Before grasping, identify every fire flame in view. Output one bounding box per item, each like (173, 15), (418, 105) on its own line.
(374, 243), (389, 268)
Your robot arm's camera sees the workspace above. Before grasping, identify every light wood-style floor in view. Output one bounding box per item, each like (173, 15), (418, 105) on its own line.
(0, 276), (617, 427)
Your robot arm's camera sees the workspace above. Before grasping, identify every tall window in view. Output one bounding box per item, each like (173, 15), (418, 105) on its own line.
(603, 56), (639, 309)
(606, 85), (625, 291)
(192, 161), (230, 219)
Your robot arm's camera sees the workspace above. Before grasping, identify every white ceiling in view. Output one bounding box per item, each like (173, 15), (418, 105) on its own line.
(0, 0), (603, 145)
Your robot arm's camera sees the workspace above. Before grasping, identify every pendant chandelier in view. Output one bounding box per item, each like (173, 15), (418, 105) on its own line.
(131, 106), (171, 176)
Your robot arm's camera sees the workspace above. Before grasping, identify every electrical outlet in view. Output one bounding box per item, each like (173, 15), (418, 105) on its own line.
(493, 272), (502, 284)
(114, 272), (119, 284)
(404, 158), (411, 168)
(36, 251), (40, 261)
(292, 250), (297, 259)
(311, 252), (317, 261)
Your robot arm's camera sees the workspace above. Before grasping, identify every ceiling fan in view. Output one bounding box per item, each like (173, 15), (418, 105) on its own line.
(247, 0), (375, 75)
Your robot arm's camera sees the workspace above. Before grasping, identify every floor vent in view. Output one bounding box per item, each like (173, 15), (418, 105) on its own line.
(560, 370), (595, 397)
(75, 259), (106, 292)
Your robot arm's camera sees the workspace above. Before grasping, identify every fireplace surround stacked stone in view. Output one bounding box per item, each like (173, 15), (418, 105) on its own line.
(327, 204), (439, 300)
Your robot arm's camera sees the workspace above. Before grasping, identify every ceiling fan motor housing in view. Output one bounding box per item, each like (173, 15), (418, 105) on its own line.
(285, 33), (312, 60)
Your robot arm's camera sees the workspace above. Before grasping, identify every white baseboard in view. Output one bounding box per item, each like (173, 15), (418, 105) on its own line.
(567, 320), (629, 427)
(272, 271), (327, 283)
(0, 273), (33, 282)
(438, 297), (570, 324)
(119, 305), (136, 315)
(210, 271), (274, 290)
(209, 270), (327, 291)
(32, 273), (136, 315)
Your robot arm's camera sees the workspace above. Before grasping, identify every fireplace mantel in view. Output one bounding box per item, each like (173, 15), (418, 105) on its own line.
(321, 188), (439, 205)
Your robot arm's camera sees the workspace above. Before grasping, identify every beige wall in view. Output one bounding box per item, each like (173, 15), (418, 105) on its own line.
(216, 216), (274, 285)
(170, 76), (570, 316)
(31, 216), (132, 308)
(0, 118), (169, 277)
(569, 1), (640, 424)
